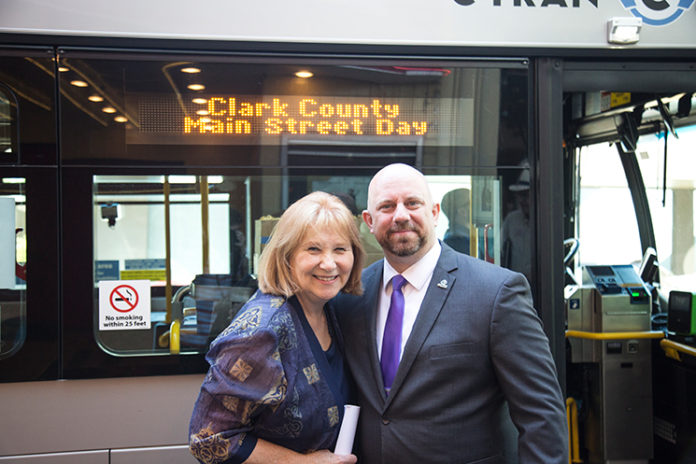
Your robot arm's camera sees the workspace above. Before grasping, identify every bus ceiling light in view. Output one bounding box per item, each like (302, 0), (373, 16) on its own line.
(168, 175), (197, 184)
(295, 70), (313, 79)
(167, 175), (224, 185)
(608, 17), (642, 45)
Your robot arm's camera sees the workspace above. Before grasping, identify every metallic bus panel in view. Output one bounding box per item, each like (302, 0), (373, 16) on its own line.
(0, 451), (107, 464)
(0, 0), (694, 50)
(0, 374), (204, 457)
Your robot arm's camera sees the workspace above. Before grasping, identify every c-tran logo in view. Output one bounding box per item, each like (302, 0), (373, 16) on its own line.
(454, 0), (694, 23)
(620, 0), (694, 25)
(454, 0), (600, 8)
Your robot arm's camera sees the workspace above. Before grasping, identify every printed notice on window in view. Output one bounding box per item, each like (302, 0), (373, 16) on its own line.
(98, 280), (152, 330)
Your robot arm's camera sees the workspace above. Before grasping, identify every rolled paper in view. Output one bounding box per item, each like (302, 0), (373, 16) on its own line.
(334, 404), (360, 455)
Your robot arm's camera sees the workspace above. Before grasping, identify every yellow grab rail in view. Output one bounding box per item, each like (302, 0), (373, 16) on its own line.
(164, 177), (173, 323)
(566, 397), (582, 463)
(660, 339), (696, 362)
(565, 330), (664, 340)
(157, 320), (198, 354)
(169, 319), (181, 355)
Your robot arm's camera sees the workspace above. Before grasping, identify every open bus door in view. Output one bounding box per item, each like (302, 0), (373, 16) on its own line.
(562, 62), (696, 464)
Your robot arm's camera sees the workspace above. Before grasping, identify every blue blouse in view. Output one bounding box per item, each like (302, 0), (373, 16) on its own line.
(189, 291), (350, 464)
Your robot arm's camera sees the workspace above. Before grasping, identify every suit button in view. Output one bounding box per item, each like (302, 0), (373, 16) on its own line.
(382, 419), (390, 425)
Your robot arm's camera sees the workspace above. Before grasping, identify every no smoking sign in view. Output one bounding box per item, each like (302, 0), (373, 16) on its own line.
(99, 280), (151, 330)
(110, 284), (139, 312)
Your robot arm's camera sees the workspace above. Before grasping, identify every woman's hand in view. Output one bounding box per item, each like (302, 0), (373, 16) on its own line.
(305, 449), (357, 463)
(244, 439), (357, 464)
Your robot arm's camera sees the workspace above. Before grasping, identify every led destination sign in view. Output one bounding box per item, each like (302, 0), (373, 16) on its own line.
(136, 95), (474, 146)
(187, 96), (429, 136)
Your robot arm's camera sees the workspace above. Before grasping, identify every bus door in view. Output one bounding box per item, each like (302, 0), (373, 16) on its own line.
(562, 62), (696, 464)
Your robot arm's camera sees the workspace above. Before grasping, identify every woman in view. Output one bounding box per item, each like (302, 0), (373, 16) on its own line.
(189, 191), (364, 464)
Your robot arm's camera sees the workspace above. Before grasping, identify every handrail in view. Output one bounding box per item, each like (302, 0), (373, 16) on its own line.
(483, 224), (494, 263)
(164, 177), (172, 323)
(565, 330), (664, 340)
(566, 398), (582, 464)
(157, 321), (197, 353)
(200, 175), (210, 274)
(660, 339), (696, 362)
(170, 319), (181, 355)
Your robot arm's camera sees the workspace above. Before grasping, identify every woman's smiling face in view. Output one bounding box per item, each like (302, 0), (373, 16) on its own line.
(291, 226), (354, 312)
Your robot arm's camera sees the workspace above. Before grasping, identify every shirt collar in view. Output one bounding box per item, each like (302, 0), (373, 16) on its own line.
(383, 241), (442, 291)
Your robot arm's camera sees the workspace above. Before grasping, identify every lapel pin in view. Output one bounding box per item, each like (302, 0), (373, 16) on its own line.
(437, 280), (448, 289)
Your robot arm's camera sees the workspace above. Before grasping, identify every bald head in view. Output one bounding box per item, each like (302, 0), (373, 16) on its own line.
(363, 163), (440, 271)
(367, 163), (434, 211)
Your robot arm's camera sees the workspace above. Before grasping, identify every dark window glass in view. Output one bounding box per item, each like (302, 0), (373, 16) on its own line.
(56, 52), (531, 359)
(0, 176), (26, 359)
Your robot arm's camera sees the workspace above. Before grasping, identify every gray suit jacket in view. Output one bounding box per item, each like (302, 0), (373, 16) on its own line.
(334, 243), (568, 464)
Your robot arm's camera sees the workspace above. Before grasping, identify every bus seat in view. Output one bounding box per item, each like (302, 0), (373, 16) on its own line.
(161, 274), (255, 353)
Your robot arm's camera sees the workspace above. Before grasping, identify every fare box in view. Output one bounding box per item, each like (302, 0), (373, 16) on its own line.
(98, 280), (151, 330)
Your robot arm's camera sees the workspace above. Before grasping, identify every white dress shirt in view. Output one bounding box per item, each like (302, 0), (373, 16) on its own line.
(376, 241), (442, 361)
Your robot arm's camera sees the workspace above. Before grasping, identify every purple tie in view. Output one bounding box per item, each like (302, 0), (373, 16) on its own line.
(381, 274), (407, 392)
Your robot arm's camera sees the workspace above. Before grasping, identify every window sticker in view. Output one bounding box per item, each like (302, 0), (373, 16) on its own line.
(98, 280), (151, 330)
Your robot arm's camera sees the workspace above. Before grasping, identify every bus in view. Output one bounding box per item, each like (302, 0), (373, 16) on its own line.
(0, 0), (695, 462)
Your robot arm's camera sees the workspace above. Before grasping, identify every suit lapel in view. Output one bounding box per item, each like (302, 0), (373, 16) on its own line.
(384, 247), (458, 409)
(359, 262), (389, 402)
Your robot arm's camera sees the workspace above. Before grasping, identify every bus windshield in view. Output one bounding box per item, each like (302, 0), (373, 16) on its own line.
(577, 122), (696, 295)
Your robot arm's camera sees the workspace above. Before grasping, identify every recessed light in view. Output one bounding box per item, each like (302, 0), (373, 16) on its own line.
(295, 70), (313, 79)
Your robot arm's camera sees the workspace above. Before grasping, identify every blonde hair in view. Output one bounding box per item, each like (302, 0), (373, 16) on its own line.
(257, 191), (364, 297)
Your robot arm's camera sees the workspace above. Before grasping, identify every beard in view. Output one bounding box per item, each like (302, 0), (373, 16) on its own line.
(379, 224), (426, 257)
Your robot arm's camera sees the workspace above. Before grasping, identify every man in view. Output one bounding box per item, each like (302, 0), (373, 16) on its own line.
(440, 188), (471, 255)
(502, 174), (532, 284)
(334, 163), (567, 463)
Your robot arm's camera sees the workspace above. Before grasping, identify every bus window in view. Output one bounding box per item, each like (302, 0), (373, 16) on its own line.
(93, 174), (257, 355)
(430, 175), (503, 268)
(576, 101), (696, 295)
(56, 51), (530, 368)
(635, 124), (696, 294)
(0, 86), (11, 158)
(577, 142), (643, 269)
(1, 83), (26, 359)
(0, 48), (59, 382)
(0, 176), (26, 360)
(93, 172), (502, 356)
